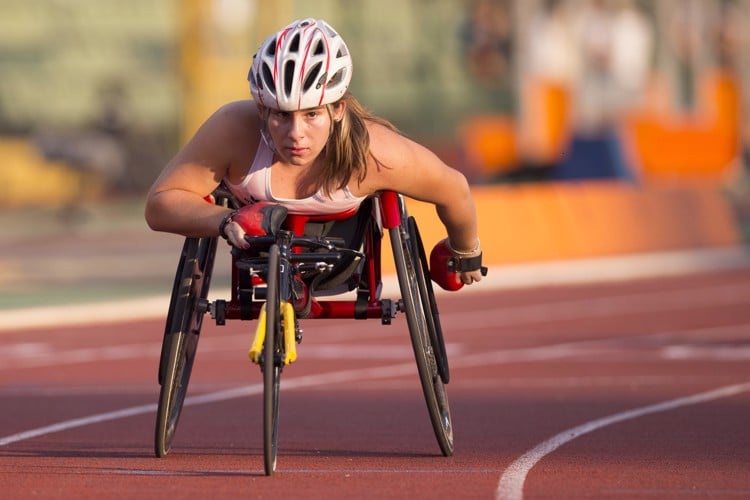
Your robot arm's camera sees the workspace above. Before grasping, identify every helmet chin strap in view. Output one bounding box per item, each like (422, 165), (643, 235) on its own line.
(260, 120), (277, 154)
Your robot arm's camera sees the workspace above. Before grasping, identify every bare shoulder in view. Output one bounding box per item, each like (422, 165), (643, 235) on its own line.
(365, 121), (445, 181)
(158, 100), (261, 192)
(367, 120), (441, 165)
(362, 120), (466, 204)
(366, 120), (409, 151)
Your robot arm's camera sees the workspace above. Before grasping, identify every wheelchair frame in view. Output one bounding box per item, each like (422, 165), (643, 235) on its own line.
(154, 189), (453, 475)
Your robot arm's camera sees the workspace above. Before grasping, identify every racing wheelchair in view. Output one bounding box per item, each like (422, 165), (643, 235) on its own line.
(154, 187), (471, 475)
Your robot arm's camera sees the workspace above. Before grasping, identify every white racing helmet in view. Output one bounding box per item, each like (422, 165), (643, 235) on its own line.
(249, 18), (353, 111)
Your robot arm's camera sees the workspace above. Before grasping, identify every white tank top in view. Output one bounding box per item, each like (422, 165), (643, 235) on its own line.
(224, 139), (368, 215)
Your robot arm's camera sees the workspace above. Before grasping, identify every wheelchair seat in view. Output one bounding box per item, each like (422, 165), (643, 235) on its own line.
(301, 197), (374, 294)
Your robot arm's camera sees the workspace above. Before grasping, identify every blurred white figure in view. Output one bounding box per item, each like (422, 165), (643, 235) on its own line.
(574, 0), (615, 133)
(574, 0), (653, 133)
(526, 0), (578, 86)
(609, 0), (654, 109)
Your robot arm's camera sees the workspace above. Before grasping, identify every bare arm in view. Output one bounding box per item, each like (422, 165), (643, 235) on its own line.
(145, 101), (259, 237)
(363, 124), (479, 253)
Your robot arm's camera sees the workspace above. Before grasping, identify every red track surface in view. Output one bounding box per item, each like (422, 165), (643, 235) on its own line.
(1, 269), (749, 499)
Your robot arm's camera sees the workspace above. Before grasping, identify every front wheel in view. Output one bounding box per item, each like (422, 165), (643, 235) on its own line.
(262, 244), (283, 475)
(390, 219), (454, 456)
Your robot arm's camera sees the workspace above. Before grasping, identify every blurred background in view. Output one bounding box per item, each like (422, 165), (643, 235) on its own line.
(1, 0), (749, 308)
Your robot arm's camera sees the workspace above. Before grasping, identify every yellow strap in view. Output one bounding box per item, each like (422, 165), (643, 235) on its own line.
(248, 301), (298, 365)
(281, 301), (297, 365)
(248, 303), (266, 364)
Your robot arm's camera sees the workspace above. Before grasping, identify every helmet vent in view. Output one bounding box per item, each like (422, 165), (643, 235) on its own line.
(261, 64), (275, 93)
(313, 40), (325, 55)
(328, 68), (345, 88)
(303, 62), (323, 91)
(289, 33), (300, 53)
(283, 60), (296, 96)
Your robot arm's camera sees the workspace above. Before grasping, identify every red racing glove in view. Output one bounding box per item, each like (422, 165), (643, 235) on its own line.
(228, 202), (288, 237)
(429, 239), (487, 291)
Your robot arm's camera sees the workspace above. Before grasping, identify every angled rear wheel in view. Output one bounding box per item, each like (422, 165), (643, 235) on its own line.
(408, 216), (449, 383)
(155, 236), (217, 457)
(391, 214), (454, 456)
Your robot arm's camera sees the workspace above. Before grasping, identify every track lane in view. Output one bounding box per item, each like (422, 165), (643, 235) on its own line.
(1, 268), (749, 499)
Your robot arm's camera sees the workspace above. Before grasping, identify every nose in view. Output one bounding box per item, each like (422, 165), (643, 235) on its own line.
(287, 113), (305, 140)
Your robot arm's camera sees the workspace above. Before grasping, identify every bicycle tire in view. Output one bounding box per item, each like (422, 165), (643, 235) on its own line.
(262, 244), (283, 475)
(390, 220), (454, 457)
(407, 216), (450, 384)
(154, 236), (217, 458)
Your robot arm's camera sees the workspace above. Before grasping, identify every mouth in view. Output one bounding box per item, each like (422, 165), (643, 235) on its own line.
(285, 146), (307, 156)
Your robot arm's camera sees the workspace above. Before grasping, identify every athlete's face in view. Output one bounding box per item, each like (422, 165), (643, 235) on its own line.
(265, 103), (344, 167)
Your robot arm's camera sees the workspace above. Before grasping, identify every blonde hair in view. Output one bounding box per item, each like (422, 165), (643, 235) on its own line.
(320, 92), (399, 197)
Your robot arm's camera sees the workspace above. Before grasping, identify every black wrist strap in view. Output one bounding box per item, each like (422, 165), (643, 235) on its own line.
(218, 210), (238, 240)
(448, 252), (485, 273)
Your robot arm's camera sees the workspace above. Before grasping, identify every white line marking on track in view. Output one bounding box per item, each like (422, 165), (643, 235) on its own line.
(73, 467), (499, 476)
(3, 319), (750, 446)
(0, 333), (666, 445)
(0, 361), (420, 447)
(495, 381), (750, 500)
(2, 246), (749, 332)
(0, 403), (157, 447)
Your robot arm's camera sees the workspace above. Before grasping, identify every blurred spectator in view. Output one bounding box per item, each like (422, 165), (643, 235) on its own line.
(34, 80), (130, 191)
(548, 0), (654, 180)
(713, 0), (743, 71)
(93, 79), (131, 140)
(572, 0), (652, 134)
(518, 0), (577, 174)
(715, 0), (750, 216)
(573, 0), (615, 134)
(526, 0), (578, 87)
(667, 0), (703, 111)
(609, 0), (654, 112)
(459, 0), (514, 87)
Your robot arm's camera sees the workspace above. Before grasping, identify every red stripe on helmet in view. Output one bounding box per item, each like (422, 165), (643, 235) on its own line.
(297, 23), (328, 110)
(318, 31), (331, 107)
(273, 27), (292, 109)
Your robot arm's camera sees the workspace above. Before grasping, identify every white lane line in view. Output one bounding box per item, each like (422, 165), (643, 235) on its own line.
(4, 320), (750, 371)
(98, 468), (499, 476)
(495, 381), (750, 500)
(2, 323), (749, 446)
(440, 282), (750, 331)
(2, 245), (749, 332)
(0, 340), (443, 370)
(0, 360), (420, 447)
(0, 338), (629, 447)
(0, 403), (157, 447)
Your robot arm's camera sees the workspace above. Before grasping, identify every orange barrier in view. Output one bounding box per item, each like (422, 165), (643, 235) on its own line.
(458, 70), (740, 186)
(623, 70), (740, 183)
(393, 180), (740, 271)
(519, 79), (571, 166)
(457, 78), (572, 179)
(458, 114), (518, 177)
